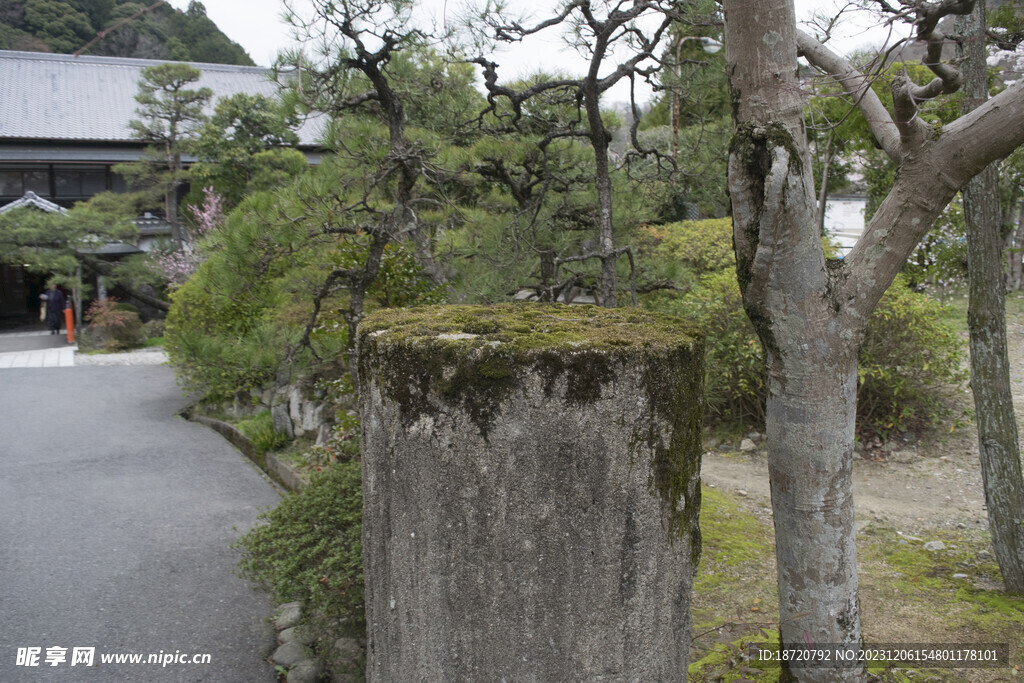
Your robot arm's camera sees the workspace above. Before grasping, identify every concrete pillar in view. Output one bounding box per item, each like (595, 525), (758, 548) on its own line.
(358, 304), (703, 681)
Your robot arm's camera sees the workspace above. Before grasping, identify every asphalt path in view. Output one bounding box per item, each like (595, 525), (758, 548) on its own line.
(0, 332), (68, 354)
(0, 365), (282, 681)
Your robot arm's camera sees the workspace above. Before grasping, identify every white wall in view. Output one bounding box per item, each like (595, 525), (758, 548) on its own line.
(825, 195), (867, 258)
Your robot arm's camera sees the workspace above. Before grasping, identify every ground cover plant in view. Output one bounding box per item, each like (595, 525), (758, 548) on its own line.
(234, 411), (289, 455)
(689, 485), (1024, 682)
(234, 456), (364, 677)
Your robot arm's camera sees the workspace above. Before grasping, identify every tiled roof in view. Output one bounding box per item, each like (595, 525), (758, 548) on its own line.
(0, 50), (322, 146)
(0, 191), (68, 214)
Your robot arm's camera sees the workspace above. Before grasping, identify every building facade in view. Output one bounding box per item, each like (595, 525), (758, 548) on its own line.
(0, 49), (321, 320)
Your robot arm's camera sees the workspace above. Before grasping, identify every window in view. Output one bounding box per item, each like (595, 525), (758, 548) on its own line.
(24, 170), (48, 195)
(0, 167), (49, 198)
(55, 167), (109, 197)
(0, 170), (21, 196)
(1, 166), (118, 202)
(82, 171), (106, 195)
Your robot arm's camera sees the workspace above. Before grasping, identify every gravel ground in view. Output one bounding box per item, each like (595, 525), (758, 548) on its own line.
(75, 347), (169, 366)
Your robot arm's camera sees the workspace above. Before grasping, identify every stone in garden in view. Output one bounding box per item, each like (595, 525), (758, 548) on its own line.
(279, 626), (315, 645)
(333, 637), (362, 662)
(271, 641), (307, 668)
(359, 304), (704, 682)
(275, 602), (302, 631)
(286, 659), (324, 683)
(923, 541), (946, 552)
(272, 403), (294, 439)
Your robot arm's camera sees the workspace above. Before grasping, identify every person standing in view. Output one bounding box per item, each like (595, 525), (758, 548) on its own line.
(44, 283), (65, 336)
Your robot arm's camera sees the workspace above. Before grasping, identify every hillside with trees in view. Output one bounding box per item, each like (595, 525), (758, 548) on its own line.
(0, 0), (253, 64)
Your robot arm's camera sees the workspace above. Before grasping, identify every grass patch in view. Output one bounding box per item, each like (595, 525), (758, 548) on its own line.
(690, 486), (779, 673)
(859, 525), (1024, 637)
(691, 487), (1024, 681)
(235, 410), (288, 453)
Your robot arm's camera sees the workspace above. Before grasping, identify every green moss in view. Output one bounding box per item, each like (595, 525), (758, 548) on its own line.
(688, 631), (780, 682)
(641, 345), (705, 553)
(359, 303), (697, 353)
(359, 304), (700, 437)
(358, 303), (704, 544)
(695, 488), (775, 591)
(955, 587), (1024, 626)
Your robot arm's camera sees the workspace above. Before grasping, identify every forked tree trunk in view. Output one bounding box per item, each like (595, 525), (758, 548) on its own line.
(724, 0), (1024, 678)
(723, 3), (864, 677)
(959, 1), (1024, 592)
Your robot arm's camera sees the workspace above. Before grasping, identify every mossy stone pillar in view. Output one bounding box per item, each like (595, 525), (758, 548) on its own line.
(358, 304), (703, 681)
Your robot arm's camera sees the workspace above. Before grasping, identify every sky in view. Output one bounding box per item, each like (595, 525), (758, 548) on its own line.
(169, 0), (911, 104)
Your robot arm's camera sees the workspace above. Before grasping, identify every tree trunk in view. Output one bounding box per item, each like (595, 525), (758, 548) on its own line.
(815, 134), (834, 237)
(723, 0), (1024, 672)
(584, 79), (618, 308)
(169, 150), (184, 246)
(966, 172), (1024, 593)
(724, 1), (865, 677)
(766, 339), (862, 680)
(1009, 201), (1024, 291)
(959, 0), (1024, 593)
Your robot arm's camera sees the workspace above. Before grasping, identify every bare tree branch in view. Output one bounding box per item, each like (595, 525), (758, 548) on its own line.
(796, 29), (902, 160)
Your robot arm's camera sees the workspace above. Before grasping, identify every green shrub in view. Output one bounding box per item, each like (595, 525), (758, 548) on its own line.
(141, 318), (165, 339)
(84, 297), (145, 351)
(858, 278), (968, 435)
(163, 256), (296, 400)
(235, 411), (288, 453)
(643, 218), (735, 275)
(664, 273), (966, 437)
(163, 186), (441, 402)
(235, 461), (364, 641)
(641, 219), (967, 437)
(638, 219), (735, 295)
(674, 269), (766, 428)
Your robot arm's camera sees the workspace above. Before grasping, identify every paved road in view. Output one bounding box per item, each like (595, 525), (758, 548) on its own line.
(0, 331), (68, 355)
(0, 365), (282, 681)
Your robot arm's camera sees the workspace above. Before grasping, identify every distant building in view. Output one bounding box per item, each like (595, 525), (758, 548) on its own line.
(0, 49), (323, 320)
(824, 195), (868, 258)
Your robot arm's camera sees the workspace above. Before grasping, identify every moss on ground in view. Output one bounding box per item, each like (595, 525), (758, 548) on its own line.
(693, 485), (1024, 680)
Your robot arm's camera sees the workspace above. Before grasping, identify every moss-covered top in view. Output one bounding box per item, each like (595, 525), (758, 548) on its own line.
(358, 302), (701, 453)
(359, 303), (704, 549)
(358, 303), (700, 354)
